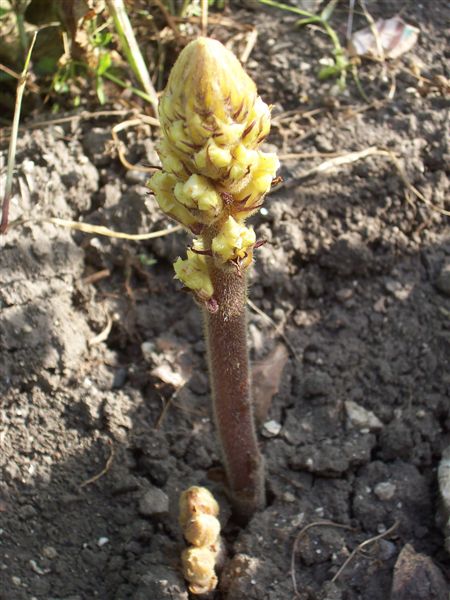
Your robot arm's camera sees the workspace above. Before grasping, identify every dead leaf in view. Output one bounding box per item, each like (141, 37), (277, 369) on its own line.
(252, 343), (288, 425)
(349, 17), (419, 60)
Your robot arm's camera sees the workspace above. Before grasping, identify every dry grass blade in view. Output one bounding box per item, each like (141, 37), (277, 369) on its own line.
(284, 146), (388, 185)
(0, 63), (40, 93)
(225, 28), (258, 64)
(8, 216), (182, 241)
(279, 144), (449, 216)
(384, 149), (450, 216)
(155, 391), (178, 429)
(358, 0), (396, 98)
(291, 520), (355, 597)
(280, 150), (364, 159)
(151, 0), (182, 41)
(331, 520), (399, 582)
(201, 0), (208, 36)
(82, 268), (111, 285)
(79, 438), (115, 488)
(89, 314), (113, 346)
(111, 117), (160, 172)
(185, 13), (255, 33)
(247, 298), (298, 360)
(240, 28), (258, 63)
(346, 0), (356, 41)
(0, 110), (146, 143)
(359, 0), (385, 64)
(47, 218), (183, 241)
(1, 31), (38, 234)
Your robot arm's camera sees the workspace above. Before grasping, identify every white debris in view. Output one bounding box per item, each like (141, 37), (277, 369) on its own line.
(345, 400), (383, 431)
(97, 537), (109, 547)
(29, 559), (50, 575)
(374, 481), (396, 501)
(261, 420), (282, 438)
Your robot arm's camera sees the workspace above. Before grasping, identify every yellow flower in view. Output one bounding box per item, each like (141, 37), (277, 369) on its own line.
(147, 171), (198, 230)
(173, 245), (214, 300)
(212, 216), (256, 265)
(174, 174), (223, 223)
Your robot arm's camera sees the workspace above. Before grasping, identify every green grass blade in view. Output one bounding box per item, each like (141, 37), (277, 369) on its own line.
(105, 0), (159, 114)
(1, 31), (38, 234)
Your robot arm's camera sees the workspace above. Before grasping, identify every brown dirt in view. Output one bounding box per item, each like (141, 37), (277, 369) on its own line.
(0, 1), (449, 599)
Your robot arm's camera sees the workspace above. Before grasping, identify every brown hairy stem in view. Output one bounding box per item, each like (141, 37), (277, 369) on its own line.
(204, 263), (265, 519)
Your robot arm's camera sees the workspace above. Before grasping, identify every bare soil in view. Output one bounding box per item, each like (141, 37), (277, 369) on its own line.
(1, 1), (449, 599)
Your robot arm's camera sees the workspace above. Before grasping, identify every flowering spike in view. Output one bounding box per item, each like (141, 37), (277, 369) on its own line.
(149, 37), (279, 519)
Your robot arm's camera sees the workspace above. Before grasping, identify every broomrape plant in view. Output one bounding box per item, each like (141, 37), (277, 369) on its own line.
(148, 37), (279, 519)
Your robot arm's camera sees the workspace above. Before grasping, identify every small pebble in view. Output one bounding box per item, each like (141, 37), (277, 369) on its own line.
(112, 368), (128, 389)
(261, 420), (282, 438)
(141, 341), (155, 362)
(436, 264), (450, 296)
(336, 287), (354, 302)
(345, 400), (383, 431)
(384, 280), (413, 301)
(138, 486), (169, 517)
(378, 539), (397, 560)
(374, 481), (396, 501)
(42, 546), (57, 560)
(373, 296), (388, 313)
(291, 512), (305, 527)
(30, 559), (50, 575)
(282, 492), (296, 503)
(97, 537), (109, 547)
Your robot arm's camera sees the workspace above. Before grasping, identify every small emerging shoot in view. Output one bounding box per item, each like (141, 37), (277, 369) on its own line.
(179, 486), (222, 595)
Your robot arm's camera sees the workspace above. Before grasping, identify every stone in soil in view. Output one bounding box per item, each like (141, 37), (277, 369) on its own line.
(138, 486), (170, 517)
(391, 544), (448, 600)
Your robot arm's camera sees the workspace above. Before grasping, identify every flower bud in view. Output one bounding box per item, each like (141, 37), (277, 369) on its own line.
(173, 245), (213, 301)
